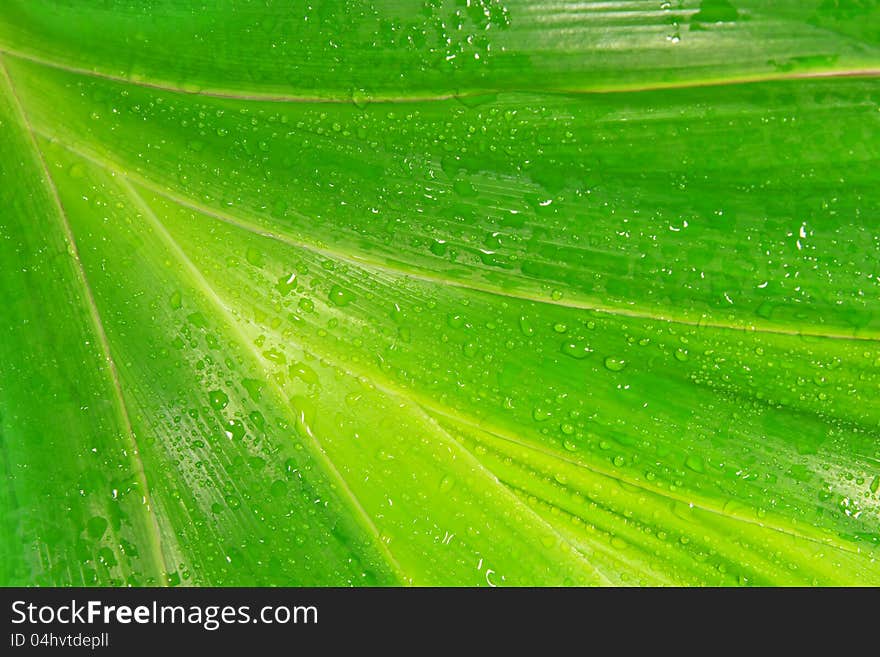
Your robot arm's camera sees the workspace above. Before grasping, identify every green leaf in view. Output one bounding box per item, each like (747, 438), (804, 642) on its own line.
(1, 1), (879, 586)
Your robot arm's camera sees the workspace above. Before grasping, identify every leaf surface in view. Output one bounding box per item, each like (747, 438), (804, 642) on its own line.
(1, 1), (879, 586)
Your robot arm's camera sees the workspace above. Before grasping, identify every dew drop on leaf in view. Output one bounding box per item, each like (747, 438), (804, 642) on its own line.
(245, 247), (264, 267)
(289, 362), (319, 385)
(685, 455), (705, 473)
(248, 410), (265, 431)
(225, 418), (245, 440)
(532, 407), (552, 422)
(86, 516), (108, 540)
(328, 285), (356, 306)
(603, 357), (627, 372)
(447, 313), (464, 329)
(209, 390), (229, 410)
(561, 340), (592, 359)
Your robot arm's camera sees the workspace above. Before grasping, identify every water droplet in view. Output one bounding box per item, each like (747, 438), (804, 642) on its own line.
(269, 479), (286, 498)
(209, 390), (229, 410)
(328, 285), (356, 306)
(518, 315), (534, 337)
(97, 547), (117, 567)
(225, 418), (245, 440)
(169, 290), (182, 310)
(289, 362), (319, 386)
(263, 348), (286, 365)
(561, 341), (592, 359)
(275, 274), (297, 296)
(685, 455), (705, 473)
(245, 247), (264, 267)
(350, 88), (370, 109)
(674, 348), (689, 362)
(187, 312), (208, 328)
(292, 395), (316, 436)
(447, 314), (465, 329)
(439, 475), (455, 492)
(86, 516), (108, 540)
(248, 411), (266, 431)
(532, 407), (552, 422)
(604, 357), (627, 372)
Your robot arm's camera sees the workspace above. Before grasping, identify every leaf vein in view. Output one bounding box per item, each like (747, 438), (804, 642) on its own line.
(118, 178), (412, 586)
(28, 129), (879, 343)
(0, 55), (169, 584)
(1, 46), (879, 105)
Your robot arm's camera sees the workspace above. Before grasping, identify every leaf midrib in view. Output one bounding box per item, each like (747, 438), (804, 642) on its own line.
(1, 45), (879, 104)
(118, 178), (417, 586)
(25, 127), (880, 344)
